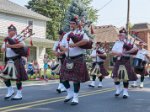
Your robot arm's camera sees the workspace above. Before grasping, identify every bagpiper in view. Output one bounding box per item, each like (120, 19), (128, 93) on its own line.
(52, 30), (66, 93)
(60, 17), (91, 105)
(89, 42), (109, 88)
(131, 41), (150, 88)
(0, 25), (28, 100)
(111, 29), (137, 99)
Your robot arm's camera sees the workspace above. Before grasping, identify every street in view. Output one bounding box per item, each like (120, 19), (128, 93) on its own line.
(0, 77), (150, 112)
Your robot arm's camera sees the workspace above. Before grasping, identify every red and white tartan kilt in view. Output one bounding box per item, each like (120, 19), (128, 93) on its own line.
(91, 62), (109, 77)
(6, 57), (28, 81)
(60, 55), (90, 83)
(112, 57), (137, 81)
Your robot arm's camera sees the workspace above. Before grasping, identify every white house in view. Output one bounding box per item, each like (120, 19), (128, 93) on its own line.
(0, 0), (54, 67)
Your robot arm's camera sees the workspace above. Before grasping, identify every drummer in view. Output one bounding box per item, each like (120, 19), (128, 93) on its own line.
(131, 41), (150, 88)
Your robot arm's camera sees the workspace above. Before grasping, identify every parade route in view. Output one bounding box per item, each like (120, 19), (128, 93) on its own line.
(1, 78), (150, 112)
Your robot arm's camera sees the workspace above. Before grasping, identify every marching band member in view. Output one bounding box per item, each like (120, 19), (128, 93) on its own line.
(111, 29), (137, 99)
(52, 30), (66, 93)
(60, 17), (90, 105)
(131, 41), (150, 88)
(1, 25), (28, 100)
(89, 42), (109, 88)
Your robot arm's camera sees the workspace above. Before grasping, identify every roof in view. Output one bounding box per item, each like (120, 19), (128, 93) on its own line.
(131, 23), (150, 31)
(93, 25), (138, 44)
(93, 25), (119, 43)
(0, 0), (50, 21)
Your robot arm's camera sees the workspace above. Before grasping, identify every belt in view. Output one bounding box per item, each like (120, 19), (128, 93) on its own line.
(69, 54), (83, 59)
(7, 56), (21, 61)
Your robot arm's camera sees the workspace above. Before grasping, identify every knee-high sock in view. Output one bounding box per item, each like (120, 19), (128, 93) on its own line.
(98, 76), (103, 82)
(141, 76), (144, 82)
(16, 81), (22, 90)
(73, 82), (80, 93)
(114, 81), (120, 85)
(62, 80), (70, 89)
(4, 79), (11, 87)
(123, 81), (129, 88)
(60, 79), (63, 83)
(92, 75), (96, 81)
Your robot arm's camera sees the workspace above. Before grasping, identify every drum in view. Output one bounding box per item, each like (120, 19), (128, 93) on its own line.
(133, 58), (146, 69)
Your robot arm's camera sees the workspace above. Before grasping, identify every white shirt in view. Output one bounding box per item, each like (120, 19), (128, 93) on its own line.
(136, 48), (149, 61)
(61, 29), (89, 57)
(112, 40), (124, 53)
(112, 39), (137, 53)
(91, 48), (106, 62)
(1, 35), (25, 58)
(53, 41), (61, 52)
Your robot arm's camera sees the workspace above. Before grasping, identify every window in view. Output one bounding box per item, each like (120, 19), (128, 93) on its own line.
(28, 20), (33, 35)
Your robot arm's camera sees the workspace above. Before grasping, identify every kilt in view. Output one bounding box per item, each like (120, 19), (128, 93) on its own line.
(91, 62), (109, 77)
(60, 55), (90, 82)
(6, 56), (28, 81)
(112, 57), (137, 81)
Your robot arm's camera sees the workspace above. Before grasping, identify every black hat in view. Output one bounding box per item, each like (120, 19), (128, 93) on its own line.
(70, 16), (79, 24)
(58, 30), (64, 35)
(8, 24), (17, 31)
(119, 28), (127, 34)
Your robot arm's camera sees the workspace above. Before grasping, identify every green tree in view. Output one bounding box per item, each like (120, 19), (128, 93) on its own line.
(26, 0), (97, 40)
(62, 0), (96, 39)
(26, 0), (70, 40)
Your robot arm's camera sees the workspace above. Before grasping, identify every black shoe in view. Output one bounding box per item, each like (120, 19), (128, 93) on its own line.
(64, 98), (72, 103)
(71, 101), (78, 105)
(123, 95), (128, 99)
(56, 89), (61, 93)
(115, 94), (120, 97)
(11, 97), (22, 101)
(88, 85), (95, 88)
(4, 93), (15, 100)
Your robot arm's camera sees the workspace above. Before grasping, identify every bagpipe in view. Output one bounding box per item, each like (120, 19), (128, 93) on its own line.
(123, 31), (147, 55)
(67, 32), (93, 49)
(96, 49), (106, 60)
(4, 25), (35, 57)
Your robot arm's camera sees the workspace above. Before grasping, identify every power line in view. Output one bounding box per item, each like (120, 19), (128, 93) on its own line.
(99, 0), (113, 11)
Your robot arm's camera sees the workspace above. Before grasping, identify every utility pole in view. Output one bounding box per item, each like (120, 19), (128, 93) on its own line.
(126, 0), (130, 38)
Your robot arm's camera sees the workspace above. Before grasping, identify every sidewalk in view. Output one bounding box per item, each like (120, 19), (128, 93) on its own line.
(0, 79), (59, 89)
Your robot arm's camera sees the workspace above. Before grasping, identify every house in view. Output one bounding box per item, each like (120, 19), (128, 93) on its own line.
(93, 25), (119, 69)
(131, 23), (150, 50)
(0, 0), (54, 67)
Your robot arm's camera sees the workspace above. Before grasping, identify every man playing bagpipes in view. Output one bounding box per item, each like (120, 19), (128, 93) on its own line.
(59, 16), (91, 105)
(52, 30), (66, 93)
(0, 25), (29, 100)
(89, 42), (109, 88)
(111, 28), (137, 99)
(131, 41), (150, 88)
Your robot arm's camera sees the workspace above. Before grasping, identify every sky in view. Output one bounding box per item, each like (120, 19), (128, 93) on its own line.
(9, 0), (150, 27)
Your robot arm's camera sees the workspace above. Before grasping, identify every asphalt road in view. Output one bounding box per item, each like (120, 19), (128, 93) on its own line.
(0, 77), (150, 112)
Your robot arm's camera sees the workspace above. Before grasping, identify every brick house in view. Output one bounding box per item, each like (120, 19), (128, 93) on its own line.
(94, 25), (119, 69)
(131, 23), (150, 50)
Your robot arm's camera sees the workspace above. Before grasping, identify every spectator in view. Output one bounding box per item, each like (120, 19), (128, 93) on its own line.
(33, 60), (41, 80)
(43, 54), (49, 81)
(27, 61), (34, 76)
